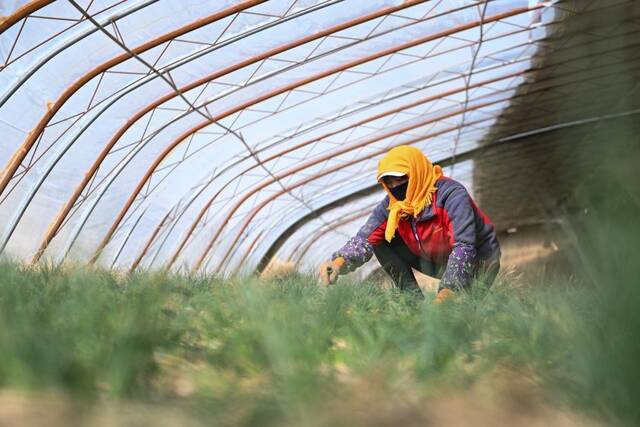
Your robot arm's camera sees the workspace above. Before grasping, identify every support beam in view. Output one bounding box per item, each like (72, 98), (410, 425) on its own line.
(0, 0), (54, 34)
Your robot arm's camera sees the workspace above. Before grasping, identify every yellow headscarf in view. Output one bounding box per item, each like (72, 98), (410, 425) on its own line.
(377, 146), (442, 242)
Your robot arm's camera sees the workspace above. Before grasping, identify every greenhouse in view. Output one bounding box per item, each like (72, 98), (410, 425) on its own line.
(0, 0), (638, 425)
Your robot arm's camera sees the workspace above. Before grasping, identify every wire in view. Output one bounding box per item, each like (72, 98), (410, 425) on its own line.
(449, 0), (489, 177)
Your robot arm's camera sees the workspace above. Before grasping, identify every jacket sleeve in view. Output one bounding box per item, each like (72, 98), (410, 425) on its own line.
(331, 197), (388, 273)
(439, 185), (478, 291)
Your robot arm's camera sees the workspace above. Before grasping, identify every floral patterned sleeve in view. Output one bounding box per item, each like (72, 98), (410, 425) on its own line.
(438, 183), (481, 291)
(331, 197), (389, 273)
(331, 235), (374, 273)
(439, 244), (477, 291)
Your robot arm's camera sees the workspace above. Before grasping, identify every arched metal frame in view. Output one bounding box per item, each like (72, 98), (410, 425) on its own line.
(55, 0), (462, 264)
(82, 0), (450, 263)
(53, 0), (470, 264)
(58, 2), (496, 258)
(89, 32), (640, 274)
(124, 36), (548, 272)
(0, 0), (265, 198)
(1, 0), (427, 203)
(2, 0), (524, 264)
(13, 0), (436, 260)
(0, 0), (268, 190)
(0, 0), (353, 257)
(158, 69), (527, 270)
(32, 0), (422, 263)
(1, 0), (637, 274)
(0, 1), (55, 34)
(0, 0), (293, 259)
(197, 8), (640, 273)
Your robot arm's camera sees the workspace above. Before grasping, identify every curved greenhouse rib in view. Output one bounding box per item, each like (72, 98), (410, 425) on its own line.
(92, 1), (519, 269)
(128, 209), (173, 272)
(55, 0), (492, 266)
(0, 0), (265, 198)
(1, 0), (162, 108)
(170, 29), (640, 274)
(9, 1), (341, 262)
(140, 67), (516, 271)
(44, 0), (423, 265)
(0, 0), (54, 34)
(56, 2), (561, 267)
(230, 228), (267, 276)
(87, 4), (542, 265)
(34, 0), (430, 264)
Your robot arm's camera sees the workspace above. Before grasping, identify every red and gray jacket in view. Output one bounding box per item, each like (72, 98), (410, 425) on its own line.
(332, 177), (500, 289)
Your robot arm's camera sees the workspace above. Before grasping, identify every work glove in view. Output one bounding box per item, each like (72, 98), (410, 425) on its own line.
(433, 288), (456, 304)
(319, 257), (345, 285)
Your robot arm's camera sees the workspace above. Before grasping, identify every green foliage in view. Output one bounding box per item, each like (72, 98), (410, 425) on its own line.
(0, 257), (635, 426)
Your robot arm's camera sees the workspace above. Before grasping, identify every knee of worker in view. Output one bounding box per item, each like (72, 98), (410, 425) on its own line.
(372, 243), (409, 276)
(373, 244), (408, 275)
(372, 236), (408, 260)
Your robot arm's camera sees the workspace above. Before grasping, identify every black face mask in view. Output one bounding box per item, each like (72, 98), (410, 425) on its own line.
(389, 181), (408, 201)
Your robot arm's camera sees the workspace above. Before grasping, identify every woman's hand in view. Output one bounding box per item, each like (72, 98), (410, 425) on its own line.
(319, 257), (345, 285)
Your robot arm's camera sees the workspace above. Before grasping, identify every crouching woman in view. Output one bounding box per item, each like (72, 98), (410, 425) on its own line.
(319, 145), (500, 302)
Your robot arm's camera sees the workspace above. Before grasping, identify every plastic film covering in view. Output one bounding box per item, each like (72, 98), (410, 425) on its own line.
(0, 0), (638, 275)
